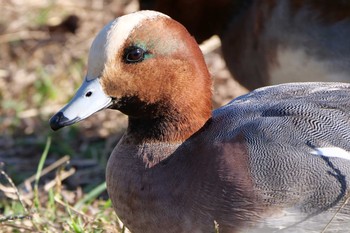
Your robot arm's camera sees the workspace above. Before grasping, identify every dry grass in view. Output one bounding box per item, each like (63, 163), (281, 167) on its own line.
(0, 0), (247, 232)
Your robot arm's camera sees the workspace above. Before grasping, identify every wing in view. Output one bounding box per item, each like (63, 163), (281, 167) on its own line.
(212, 82), (350, 215)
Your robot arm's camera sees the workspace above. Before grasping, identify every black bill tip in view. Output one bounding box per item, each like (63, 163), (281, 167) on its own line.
(49, 112), (80, 131)
(49, 112), (68, 131)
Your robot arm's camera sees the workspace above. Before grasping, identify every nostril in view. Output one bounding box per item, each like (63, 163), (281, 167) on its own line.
(85, 91), (93, 97)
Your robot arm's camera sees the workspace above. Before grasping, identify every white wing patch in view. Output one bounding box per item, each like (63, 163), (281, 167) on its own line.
(311, 147), (350, 161)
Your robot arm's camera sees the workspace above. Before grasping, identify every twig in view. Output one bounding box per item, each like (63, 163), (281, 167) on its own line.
(44, 167), (76, 191)
(321, 194), (350, 233)
(0, 214), (31, 222)
(23, 155), (70, 191)
(0, 183), (17, 193)
(0, 170), (28, 214)
(0, 166), (32, 223)
(199, 35), (221, 55)
(54, 196), (93, 221)
(0, 222), (34, 231)
(0, 31), (48, 44)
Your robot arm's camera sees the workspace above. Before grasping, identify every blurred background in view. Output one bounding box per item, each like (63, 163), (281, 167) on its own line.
(0, 0), (245, 231)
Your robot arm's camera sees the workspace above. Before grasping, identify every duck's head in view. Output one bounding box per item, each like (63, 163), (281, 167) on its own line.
(50, 11), (212, 140)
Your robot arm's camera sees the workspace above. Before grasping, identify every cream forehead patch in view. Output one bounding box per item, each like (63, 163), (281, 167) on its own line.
(86, 11), (169, 80)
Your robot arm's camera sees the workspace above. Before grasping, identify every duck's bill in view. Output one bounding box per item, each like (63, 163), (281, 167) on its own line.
(50, 78), (112, 131)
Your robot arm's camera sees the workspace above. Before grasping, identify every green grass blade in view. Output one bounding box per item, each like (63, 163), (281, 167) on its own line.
(74, 182), (106, 210)
(34, 137), (51, 208)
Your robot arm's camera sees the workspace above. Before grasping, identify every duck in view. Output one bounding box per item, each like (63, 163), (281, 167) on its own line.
(50, 10), (350, 233)
(139, 0), (350, 90)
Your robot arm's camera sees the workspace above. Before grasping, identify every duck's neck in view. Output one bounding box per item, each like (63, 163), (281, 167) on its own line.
(127, 103), (211, 143)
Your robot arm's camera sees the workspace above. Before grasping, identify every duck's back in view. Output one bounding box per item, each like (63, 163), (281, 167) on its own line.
(208, 82), (350, 232)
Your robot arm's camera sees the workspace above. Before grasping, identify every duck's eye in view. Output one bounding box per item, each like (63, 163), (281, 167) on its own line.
(124, 46), (146, 63)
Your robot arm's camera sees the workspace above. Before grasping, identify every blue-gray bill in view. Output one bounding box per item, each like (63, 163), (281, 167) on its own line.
(49, 77), (112, 131)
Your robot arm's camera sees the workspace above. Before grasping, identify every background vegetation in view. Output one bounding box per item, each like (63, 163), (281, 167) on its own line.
(0, 0), (246, 232)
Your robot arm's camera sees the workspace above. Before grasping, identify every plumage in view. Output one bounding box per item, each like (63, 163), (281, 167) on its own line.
(50, 11), (350, 233)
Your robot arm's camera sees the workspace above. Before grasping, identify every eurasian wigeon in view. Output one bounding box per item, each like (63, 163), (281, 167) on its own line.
(50, 11), (350, 233)
(140, 0), (350, 90)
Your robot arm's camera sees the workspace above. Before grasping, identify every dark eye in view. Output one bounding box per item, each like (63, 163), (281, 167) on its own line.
(124, 46), (146, 63)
